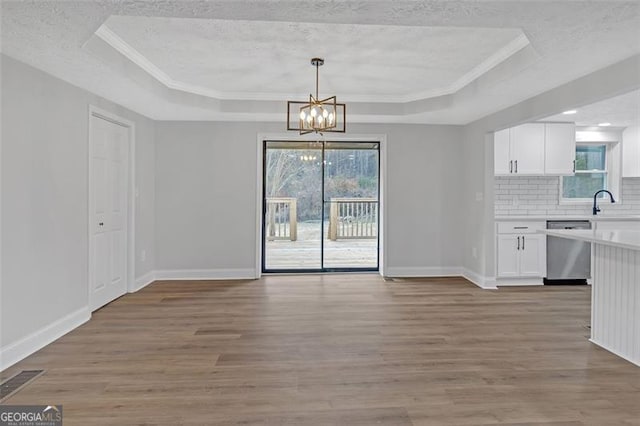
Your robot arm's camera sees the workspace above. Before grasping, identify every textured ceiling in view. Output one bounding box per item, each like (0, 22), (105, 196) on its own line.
(542, 90), (640, 128)
(102, 16), (526, 102)
(1, 1), (639, 123)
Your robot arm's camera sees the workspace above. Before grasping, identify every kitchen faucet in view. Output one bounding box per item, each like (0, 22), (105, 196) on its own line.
(592, 190), (616, 215)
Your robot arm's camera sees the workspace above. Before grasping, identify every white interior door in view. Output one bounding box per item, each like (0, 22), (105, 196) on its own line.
(90, 115), (129, 311)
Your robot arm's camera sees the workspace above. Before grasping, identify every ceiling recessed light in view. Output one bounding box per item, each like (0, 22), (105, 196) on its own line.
(562, 110), (577, 115)
(598, 122), (611, 127)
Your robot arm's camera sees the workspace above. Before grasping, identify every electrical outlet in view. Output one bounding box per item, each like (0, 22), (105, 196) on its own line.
(140, 249), (146, 262)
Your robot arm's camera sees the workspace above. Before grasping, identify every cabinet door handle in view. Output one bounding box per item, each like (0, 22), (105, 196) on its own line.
(573, 160), (576, 173)
(522, 236), (525, 250)
(517, 236), (520, 250)
(515, 160), (518, 173)
(509, 160), (513, 173)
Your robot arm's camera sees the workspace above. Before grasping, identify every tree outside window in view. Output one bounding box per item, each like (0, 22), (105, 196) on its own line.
(562, 144), (608, 199)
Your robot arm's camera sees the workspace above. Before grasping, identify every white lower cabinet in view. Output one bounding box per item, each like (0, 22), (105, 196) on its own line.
(496, 235), (520, 277)
(517, 235), (546, 277)
(496, 222), (546, 280)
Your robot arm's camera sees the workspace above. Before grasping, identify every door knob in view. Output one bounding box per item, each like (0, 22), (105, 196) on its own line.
(99, 222), (104, 226)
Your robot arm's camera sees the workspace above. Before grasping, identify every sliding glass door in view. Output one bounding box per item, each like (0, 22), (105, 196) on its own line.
(262, 140), (379, 272)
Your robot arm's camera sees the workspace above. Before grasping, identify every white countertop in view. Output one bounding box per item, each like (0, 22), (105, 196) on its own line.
(539, 229), (640, 251)
(496, 215), (640, 222)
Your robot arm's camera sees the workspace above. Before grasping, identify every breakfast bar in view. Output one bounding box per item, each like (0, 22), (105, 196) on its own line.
(540, 229), (640, 366)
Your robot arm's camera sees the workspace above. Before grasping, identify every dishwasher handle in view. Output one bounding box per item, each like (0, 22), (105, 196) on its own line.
(547, 220), (592, 230)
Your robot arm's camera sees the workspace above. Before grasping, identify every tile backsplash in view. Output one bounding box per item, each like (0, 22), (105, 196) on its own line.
(494, 176), (640, 216)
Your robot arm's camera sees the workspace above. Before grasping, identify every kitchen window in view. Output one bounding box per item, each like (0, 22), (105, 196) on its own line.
(561, 143), (620, 202)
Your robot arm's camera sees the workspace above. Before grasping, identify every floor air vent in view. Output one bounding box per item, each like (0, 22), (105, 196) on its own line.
(0, 370), (44, 402)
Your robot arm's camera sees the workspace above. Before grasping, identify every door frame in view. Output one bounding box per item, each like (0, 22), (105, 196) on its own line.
(87, 105), (136, 311)
(255, 132), (387, 278)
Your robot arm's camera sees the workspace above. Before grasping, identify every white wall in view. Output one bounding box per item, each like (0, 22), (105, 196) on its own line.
(460, 125), (495, 287)
(154, 122), (464, 277)
(154, 121), (270, 276)
(375, 123), (463, 275)
(0, 55), (155, 368)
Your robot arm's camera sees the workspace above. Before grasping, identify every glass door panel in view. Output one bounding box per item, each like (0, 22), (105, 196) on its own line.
(263, 140), (379, 272)
(323, 142), (379, 270)
(263, 141), (323, 271)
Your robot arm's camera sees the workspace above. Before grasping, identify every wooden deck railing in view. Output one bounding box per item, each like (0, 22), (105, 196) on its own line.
(327, 198), (378, 241)
(266, 197), (297, 241)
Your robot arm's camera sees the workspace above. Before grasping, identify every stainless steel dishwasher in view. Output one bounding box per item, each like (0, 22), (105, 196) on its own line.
(544, 220), (592, 285)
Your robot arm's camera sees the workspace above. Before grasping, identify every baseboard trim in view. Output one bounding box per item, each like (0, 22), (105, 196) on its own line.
(0, 307), (91, 372)
(382, 266), (501, 289)
(495, 277), (544, 286)
(385, 266), (462, 278)
(154, 268), (257, 281)
(462, 268), (498, 289)
(131, 271), (156, 292)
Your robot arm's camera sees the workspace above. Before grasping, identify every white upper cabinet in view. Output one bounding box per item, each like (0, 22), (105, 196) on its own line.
(622, 125), (640, 178)
(494, 122), (576, 176)
(494, 128), (511, 175)
(544, 123), (576, 175)
(511, 124), (545, 175)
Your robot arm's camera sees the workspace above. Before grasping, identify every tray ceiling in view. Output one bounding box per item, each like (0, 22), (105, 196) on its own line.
(99, 16), (528, 102)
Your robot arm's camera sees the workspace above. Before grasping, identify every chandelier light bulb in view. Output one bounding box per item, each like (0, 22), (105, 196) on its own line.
(322, 109), (328, 118)
(299, 111), (306, 120)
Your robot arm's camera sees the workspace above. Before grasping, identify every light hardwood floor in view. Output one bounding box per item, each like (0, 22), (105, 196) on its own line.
(2, 275), (640, 425)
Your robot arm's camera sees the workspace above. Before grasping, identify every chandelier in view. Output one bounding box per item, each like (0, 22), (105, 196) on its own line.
(287, 58), (346, 135)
